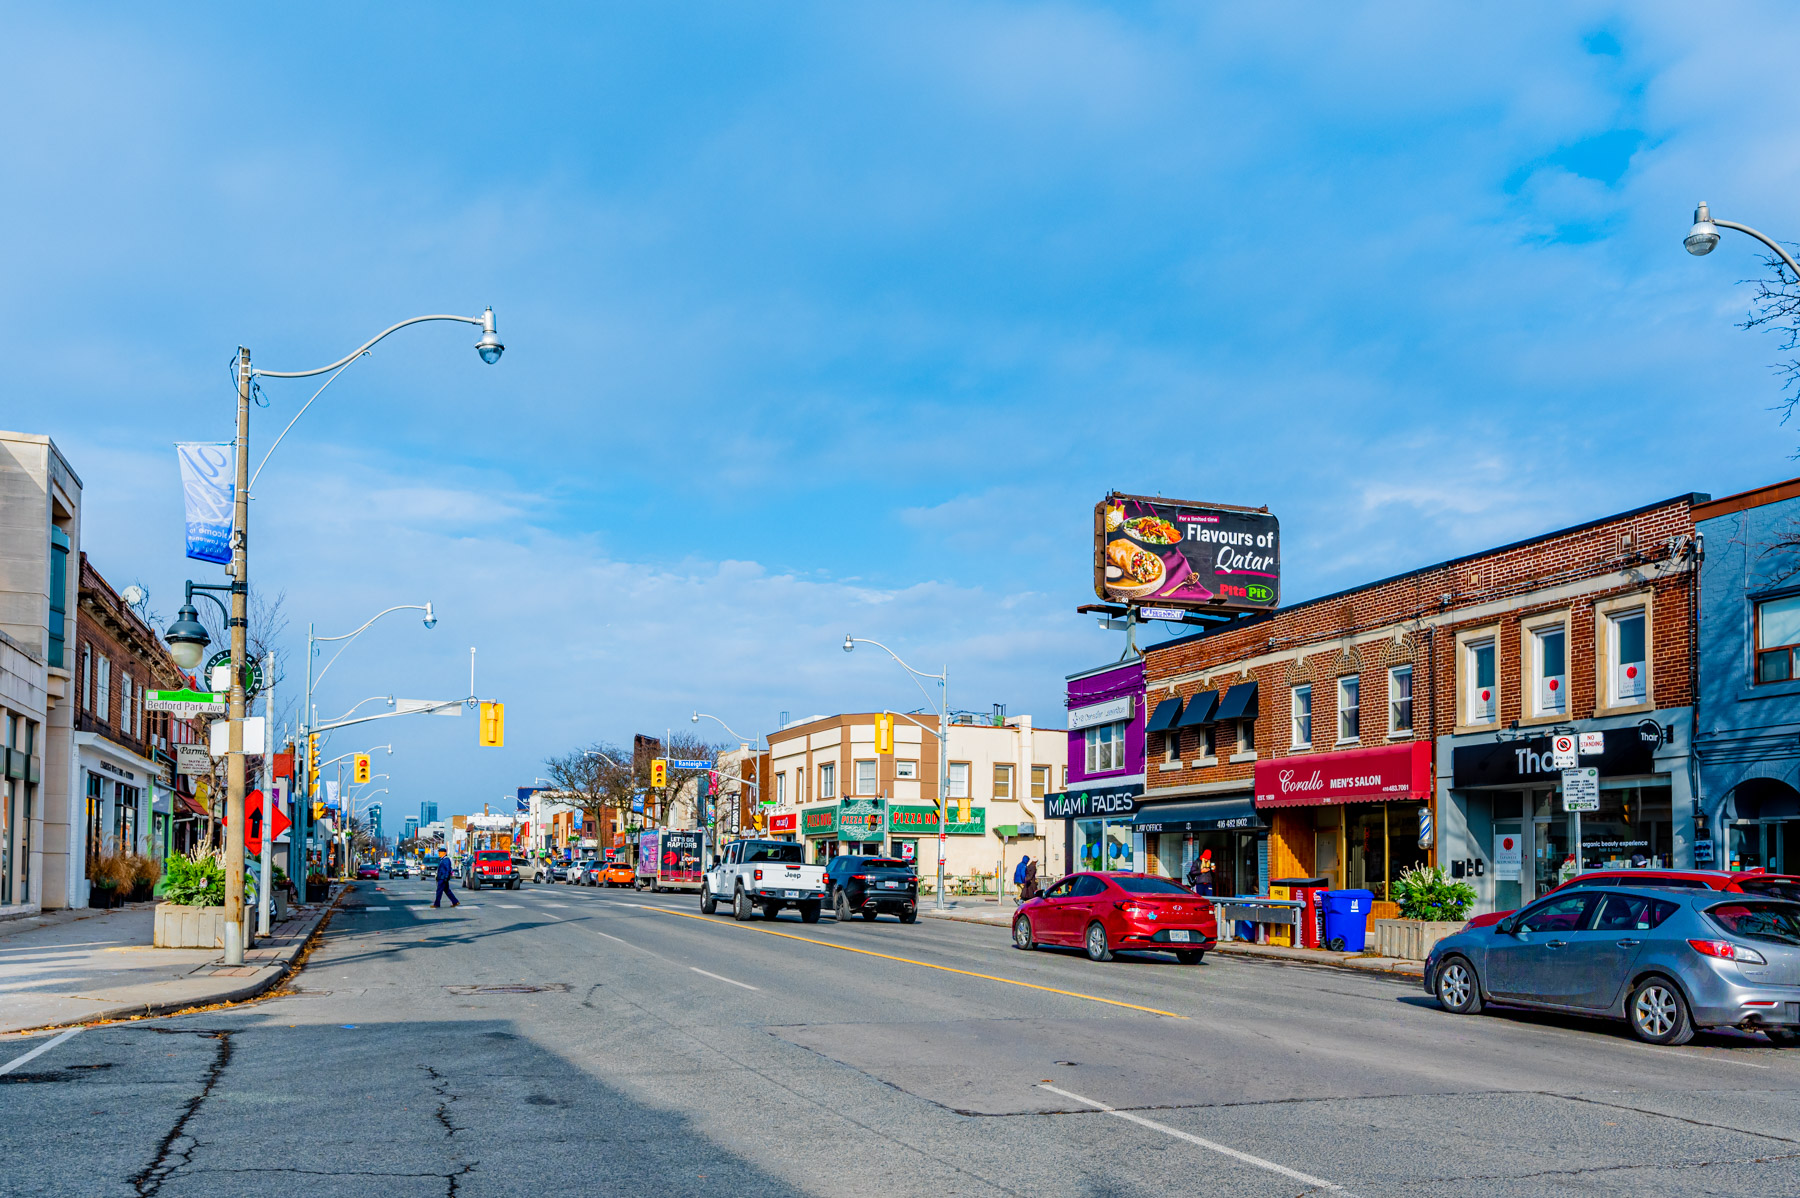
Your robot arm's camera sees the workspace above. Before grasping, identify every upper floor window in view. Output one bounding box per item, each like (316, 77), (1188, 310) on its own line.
(1530, 625), (1567, 716)
(96, 656), (112, 723)
(1031, 765), (1050, 798)
(948, 761), (970, 798)
(993, 763), (1013, 798)
(1607, 608), (1647, 705)
(1084, 721), (1126, 773)
(1464, 637), (1496, 725)
(1757, 594), (1800, 683)
(1199, 723), (1218, 759)
(1389, 665), (1414, 734)
(1291, 685), (1312, 748)
(1236, 719), (1256, 755)
(1337, 676), (1360, 742)
(895, 759), (918, 780)
(774, 772), (786, 803)
(854, 759), (878, 794)
(818, 762), (835, 799)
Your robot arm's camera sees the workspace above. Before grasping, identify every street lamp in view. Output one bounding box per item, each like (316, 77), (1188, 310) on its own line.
(203, 309), (500, 966)
(843, 635), (951, 910)
(162, 581), (234, 674)
(1683, 200), (1800, 279)
(693, 713), (764, 837)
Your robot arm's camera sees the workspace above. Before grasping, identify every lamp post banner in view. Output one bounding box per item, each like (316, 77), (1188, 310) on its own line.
(175, 442), (235, 565)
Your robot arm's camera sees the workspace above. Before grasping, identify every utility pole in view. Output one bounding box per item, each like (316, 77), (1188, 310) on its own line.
(938, 667), (950, 911)
(223, 347), (251, 965)
(258, 650), (274, 935)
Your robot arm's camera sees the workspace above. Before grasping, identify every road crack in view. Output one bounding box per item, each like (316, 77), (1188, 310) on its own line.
(129, 1030), (234, 1197)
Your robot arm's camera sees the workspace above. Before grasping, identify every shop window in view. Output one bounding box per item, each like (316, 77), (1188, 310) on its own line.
(1030, 765), (1049, 798)
(1388, 665), (1413, 734)
(1756, 594), (1800, 683)
(1291, 685), (1311, 749)
(1530, 625), (1567, 716)
(948, 762), (969, 799)
(818, 762), (835, 800)
(1463, 637), (1496, 725)
(1084, 721), (1126, 773)
(895, 760), (917, 780)
(1337, 677), (1359, 742)
(993, 763), (1013, 798)
(1607, 608), (1647, 704)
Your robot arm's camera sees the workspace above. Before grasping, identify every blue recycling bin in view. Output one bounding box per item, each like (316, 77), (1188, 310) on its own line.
(1321, 889), (1374, 952)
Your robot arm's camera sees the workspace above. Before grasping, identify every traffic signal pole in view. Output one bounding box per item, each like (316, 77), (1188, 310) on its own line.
(223, 348), (251, 966)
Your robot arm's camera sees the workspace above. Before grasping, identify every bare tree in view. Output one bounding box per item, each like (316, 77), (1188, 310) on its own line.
(1738, 248), (1800, 444)
(646, 733), (727, 829)
(542, 743), (638, 853)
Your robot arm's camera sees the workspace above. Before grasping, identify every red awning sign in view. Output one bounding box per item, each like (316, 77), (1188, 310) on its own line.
(1254, 741), (1431, 808)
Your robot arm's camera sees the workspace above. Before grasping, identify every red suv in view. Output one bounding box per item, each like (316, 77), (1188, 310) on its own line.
(1465, 869), (1800, 929)
(463, 849), (520, 891)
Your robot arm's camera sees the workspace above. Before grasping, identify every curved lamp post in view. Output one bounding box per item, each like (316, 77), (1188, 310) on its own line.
(1684, 201), (1800, 278)
(843, 635), (951, 910)
(692, 713), (764, 837)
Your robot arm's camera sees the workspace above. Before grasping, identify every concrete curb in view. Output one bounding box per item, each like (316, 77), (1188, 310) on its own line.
(5, 885), (349, 1035)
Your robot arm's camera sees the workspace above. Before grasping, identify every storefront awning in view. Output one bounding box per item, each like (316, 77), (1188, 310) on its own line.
(1144, 697), (1183, 733)
(1133, 796), (1261, 832)
(1215, 682), (1258, 723)
(1255, 740), (1432, 808)
(1176, 691), (1219, 727)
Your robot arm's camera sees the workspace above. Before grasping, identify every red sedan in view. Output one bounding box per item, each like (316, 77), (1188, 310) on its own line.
(355, 864), (380, 880)
(1012, 872), (1217, 964)
(1464, 868), (1800, 930)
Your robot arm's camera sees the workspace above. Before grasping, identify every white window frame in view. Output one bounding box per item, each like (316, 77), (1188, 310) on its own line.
(1459, 630), (1498, 728)
(97, 656), (111, 724)
(854, 759), (878, 795)
(895, 759), (918, 780)
(775, 772), (786, 804)
(1598, 599), (1650, 710)
(1030, 764), (1049, 798)
(818, 762), (835, 800)
(1290, 684), (1312, 749)
(992, 762), (1013, 798)
(1196, 723), (1218, 762)
(1084, 721), (1126, 773)
(1388, 664), (1414, 736)
(1524, 614), (1570, 719)
(1236, 719), (1255, 755)
(1337, 676), (1360, 743)
(83, 644), (93, 712)
(948, 761), (970, 799)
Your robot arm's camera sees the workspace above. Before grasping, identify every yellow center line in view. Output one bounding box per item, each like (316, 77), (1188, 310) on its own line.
(643, 906), (1186, 1019)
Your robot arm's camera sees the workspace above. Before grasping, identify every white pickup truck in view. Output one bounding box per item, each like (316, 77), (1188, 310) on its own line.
(701, 838), (827, 923)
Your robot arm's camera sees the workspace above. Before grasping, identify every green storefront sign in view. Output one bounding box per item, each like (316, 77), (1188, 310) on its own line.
(889, 804), (986, 836)
(802, 804), (837, 837)
(837, 798), (886, 842)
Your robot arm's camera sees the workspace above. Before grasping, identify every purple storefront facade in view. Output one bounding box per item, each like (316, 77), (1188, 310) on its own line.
(1048, 655), (1146, 876)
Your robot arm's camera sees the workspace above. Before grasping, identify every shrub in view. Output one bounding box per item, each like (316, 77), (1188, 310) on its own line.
(161, 848), (226, 907)
(1392, 864), (1476, 922)
(131, 853), (162, 888)
(88, 843), (133, 890)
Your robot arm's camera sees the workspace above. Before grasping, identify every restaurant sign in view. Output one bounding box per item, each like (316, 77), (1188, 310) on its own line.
(838, 798), (887, 841)
(802, 804), (837, 836)
(889, 804), (987, 836)
(1254, 741), (1431, 808)
(1044, 782), (1142, 820)
(1094, 492), (1279, 613)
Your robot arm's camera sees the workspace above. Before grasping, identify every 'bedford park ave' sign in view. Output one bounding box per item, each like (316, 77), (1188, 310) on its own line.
(146, 689), (227, 718)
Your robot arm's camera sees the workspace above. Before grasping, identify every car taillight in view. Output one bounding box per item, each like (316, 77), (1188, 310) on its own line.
(1120, 903), (1152, 918)
(851, 874), (868, 881)
(754, 869), (763, 881)
(1689, 939), (1768, 964)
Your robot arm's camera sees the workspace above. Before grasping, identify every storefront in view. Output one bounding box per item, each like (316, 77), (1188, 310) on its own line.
(1046, 781), (1141, 875)
(837, 798), (886, 856)
(1440, 717), (1693, 915)
(803, 804), (837, 861)
(1133, 794), (1265, 896)
(767, 812), (797, 843)
(1254, 741), (1433, 901)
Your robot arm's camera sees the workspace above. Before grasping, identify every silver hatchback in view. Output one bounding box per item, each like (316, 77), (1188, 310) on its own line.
(1424, 886), (1800, 1045)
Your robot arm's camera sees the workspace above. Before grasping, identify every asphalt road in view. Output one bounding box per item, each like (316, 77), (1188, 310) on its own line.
(5, 876), (1800, 1197)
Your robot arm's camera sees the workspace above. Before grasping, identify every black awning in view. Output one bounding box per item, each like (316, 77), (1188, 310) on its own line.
(1133, 796), (1262, 832)
(1215, 682), (1258, 722)
(1144, 697), (1183, 733)
(1176, 691), (1219, 727)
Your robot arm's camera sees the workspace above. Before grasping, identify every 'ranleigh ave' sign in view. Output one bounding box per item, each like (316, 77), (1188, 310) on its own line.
(146, 689), (228, 718)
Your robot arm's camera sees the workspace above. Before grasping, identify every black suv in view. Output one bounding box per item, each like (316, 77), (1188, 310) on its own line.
(826, 855), (918, 923)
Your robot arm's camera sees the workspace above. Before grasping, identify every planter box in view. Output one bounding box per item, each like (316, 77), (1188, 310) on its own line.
(153, 903), (229, 949)
(88, 885), (120, 910)
(1371, 918), (1465, 961)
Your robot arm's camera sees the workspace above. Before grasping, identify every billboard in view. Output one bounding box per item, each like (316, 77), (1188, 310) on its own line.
(1094, 493), (1279, 612)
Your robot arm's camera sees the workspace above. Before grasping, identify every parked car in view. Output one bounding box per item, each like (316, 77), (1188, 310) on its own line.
(1465, 870), (1800, 930)
(566, 860), (597, 885)
(601, 862), (636, 888)
(463, 849), (520, 891)
(825, 855), (919, 922)
(356, 863), (380, 880)
(1426, 885), (1800, 1045)
(549, 861), (573, 881)
(1012, 872), (1217, 964)
(701, 839), (827, 922)
(511, 855), (551, 883)
(578, 862), (605, 886)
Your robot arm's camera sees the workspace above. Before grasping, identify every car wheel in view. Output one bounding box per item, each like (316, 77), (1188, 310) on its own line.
(733, 887), (753, 922)
(1629, 976), (1695, 1045)
(1013, 916), (1035, 950)
(763, 901), (782, 921)
(899, 909), (917, 924)
(1084, 922), (1113, 962)
(700, 885), (717, 915)
(1434, 957), (1483, 1015)
(799, 901), (821, 923)
(1175, 950), (1204, 965)
(834, 890), (852, 921)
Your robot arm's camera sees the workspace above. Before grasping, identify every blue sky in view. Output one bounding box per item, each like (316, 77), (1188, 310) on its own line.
(7, 2), (1800, 818)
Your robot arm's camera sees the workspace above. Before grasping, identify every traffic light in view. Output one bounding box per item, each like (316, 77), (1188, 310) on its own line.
(874, 713), (894, 754)
(308, 733), (320, 796)
(479, 701), (505, 747)
(313, 800), (325, 820)
(353, 753), (371, 784)
(650, 758), (667, 787)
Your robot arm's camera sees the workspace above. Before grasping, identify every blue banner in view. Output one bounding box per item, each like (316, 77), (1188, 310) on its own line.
(176, 442), (235, 564)
(516, 787), (539, 813)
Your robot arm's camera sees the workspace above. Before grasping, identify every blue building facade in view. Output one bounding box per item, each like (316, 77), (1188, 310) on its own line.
(1695, 478), (1800, 873)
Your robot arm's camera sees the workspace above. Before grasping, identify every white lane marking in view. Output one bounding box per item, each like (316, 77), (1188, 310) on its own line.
(1630, 1044), (1770, 1069)
(690, 967), (758, 991)
(355, 906), (393, 911)
(1037, 1083), (1349, 1193)
(541, 903), (570, 908)
(496, 904), (523, 909)
(0, 1027), (85, 1077)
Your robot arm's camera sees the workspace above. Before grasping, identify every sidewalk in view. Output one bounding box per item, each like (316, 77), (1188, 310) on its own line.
(0, 889), (343, 1037)
(921, 896), (1425, 978)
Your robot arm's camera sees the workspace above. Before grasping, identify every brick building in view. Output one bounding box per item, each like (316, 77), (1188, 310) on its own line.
(1139, 493), (1704, 917)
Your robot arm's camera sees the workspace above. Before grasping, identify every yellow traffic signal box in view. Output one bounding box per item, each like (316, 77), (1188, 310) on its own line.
(353, 753), (371, 784)
(479, 701), (505, 747)
(650, 758), (667, 787)
(874, 713), (894, 754)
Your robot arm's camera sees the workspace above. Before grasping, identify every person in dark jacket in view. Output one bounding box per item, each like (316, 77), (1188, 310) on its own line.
(1186, 849), (1216, 897)
(1016, 855), (1040, 902)
(432, 850), (460, 908)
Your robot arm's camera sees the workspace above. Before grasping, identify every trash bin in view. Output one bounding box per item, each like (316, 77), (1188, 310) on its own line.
(1321, 889), (1374, 952)
(1271, 877), (1330, 948)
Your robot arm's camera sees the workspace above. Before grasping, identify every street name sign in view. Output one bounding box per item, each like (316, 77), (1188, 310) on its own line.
(146, 688), (227, 717)
(670, 759), (711, 769)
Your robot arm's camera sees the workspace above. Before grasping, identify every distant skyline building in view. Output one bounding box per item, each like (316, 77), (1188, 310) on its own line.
(421, 801), (439, 826)
(403, 816), (420, 842)
(369, 804), (383, 841)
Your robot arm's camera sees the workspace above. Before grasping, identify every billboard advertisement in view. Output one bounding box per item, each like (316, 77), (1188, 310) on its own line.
(1093, 493), (1279, 612)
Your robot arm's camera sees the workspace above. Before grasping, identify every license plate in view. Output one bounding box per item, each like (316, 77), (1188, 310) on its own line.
(784, 890), (799, 898)
(882, 881), (899, 888)
(1168, 930), (1191, 943)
